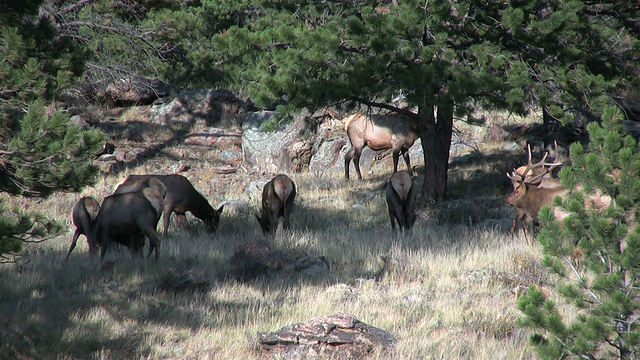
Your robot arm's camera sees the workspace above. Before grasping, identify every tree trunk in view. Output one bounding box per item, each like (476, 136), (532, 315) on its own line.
(418, 92), (454, 205)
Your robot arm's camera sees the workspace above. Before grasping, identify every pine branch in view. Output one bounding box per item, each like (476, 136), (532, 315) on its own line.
(563, 256), (603, 305)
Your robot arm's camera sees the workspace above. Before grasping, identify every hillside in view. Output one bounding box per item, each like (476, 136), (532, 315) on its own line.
(0, 87), (553, 359)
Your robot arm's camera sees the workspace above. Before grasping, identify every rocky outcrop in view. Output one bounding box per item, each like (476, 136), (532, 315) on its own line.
(258, 313), (397, 359)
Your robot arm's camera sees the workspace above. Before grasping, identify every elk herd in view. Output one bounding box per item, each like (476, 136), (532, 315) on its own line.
(65, 111), (585, 262)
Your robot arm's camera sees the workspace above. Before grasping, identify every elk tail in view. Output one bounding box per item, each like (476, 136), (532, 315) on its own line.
(391, 179), (410, 202)
(275, 181), (293, 203)
(84, 198), (100, 221)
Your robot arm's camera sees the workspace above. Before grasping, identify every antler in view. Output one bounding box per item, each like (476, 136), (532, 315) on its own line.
(507, 142), (563, 185)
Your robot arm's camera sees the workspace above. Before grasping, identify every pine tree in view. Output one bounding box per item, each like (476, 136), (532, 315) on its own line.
(205, 0), (640, 203)
(518, 106), (640, 359)
(0, 0), (105, 261)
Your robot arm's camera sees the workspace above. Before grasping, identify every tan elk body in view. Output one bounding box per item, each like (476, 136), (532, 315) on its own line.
(256, 174), (296, 235)
(343, 112), (420, 180)
(114, 174), (223, 235)
(65, 196), (101, 260)
(94, 180), (166, 260)
(385, 171), (418, 232)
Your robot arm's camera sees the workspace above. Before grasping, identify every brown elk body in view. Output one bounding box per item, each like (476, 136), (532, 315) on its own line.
(507, 143), (565, 238)
(385, 171), (418, 232)
(505, 183), (569, 240)
(114, 174), (223, 235)
(65, 196), (101, 260)
(94, 186), (165, 260)
(506, 145), (567, 241)
(255, 174), (296, 235)
(343, 112), (420, 180)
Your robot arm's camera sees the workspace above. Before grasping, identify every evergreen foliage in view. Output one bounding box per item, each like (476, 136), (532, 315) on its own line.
(0, 0), (105, 261)
(204, 0), (639, 202)
(518, 106), (640, 359)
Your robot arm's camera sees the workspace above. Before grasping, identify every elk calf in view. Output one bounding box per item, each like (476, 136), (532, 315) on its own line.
(344, 112), (420, 180)
(65, 196), (101, 260)
(256, 174), (296, 235)
(114, 174), (223, 235)
(385, 171), (418, 232)
(94, 184), (165, 261)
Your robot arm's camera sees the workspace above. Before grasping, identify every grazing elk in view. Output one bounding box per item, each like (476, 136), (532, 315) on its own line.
(506, 149), (568, 241)
(65, 196), (101, 261)
(114, 174), (223, 235)
(385, 171), (418, 232)
(94, 184), (166, 260)
(343, 112), (420, 180)
(255, 174), (296, 235)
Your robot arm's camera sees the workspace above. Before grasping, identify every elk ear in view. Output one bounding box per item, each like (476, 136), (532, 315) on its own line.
(216, 205), (224, 215)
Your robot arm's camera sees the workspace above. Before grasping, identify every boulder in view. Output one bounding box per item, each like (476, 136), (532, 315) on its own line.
(258, 313), (397, 359)
(84, 76), (174, 106)
(242, 111), (309, 174)
(149, 88), (246, 128)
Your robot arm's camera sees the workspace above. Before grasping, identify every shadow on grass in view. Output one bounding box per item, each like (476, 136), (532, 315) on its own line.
(0, 143), (536, 359)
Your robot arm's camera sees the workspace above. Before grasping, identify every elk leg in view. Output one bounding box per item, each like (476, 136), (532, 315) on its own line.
(162, 204), (174, 236)
(392, 149), (400, 173)
(344, 147), (355, 179)
(99, 228), (109, 261)
(129, 235), (145, 259)
(282, 197), (294, 230)
(175, 213), (191, 231)
(388, 207), (397, 230)
(142, 228), (162, 261)
(353, 147), (363, 180)
(402, 150), (412, 175)
(509, 211), (527, 237)
(65, 229), (82, 261)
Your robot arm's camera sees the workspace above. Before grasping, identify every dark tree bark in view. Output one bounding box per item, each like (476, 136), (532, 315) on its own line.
(418, 90), (454, 204)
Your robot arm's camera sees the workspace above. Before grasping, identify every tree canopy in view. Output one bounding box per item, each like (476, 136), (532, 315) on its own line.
(0, 0), (105, 261)
(204, 0), (639, 201)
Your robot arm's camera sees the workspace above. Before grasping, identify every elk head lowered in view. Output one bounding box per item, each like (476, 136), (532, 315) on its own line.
(65, 196), (101, 260)
(114, 174), (223, 235)
(255, 174), (296, 235)
(506, 145), (567, 241)
(385, 171), (418, 232)
(343, 112), (420, 180)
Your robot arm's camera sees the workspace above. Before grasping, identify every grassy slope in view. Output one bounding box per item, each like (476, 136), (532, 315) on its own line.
(0, 114), (548, 359)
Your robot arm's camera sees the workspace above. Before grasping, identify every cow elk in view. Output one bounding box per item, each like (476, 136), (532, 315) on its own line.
(385, 171), (418, 232)
(343, 112), (420, 180)
(65, 196), (101, 261)
(94, 182), (166, 260)
(114, 174), (223, 235)
(255, 174), (296, 235)
(506, 147), (568, 241)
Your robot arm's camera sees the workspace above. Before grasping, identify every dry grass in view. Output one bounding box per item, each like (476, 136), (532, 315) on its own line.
(0, 111), (550, 359)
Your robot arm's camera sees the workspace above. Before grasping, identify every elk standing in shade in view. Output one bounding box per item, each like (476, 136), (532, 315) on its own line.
(385, 171), (418, 232)
(343, 112), (420, 180)
(94, 183), (166, 261)
(65, 196), (101, 260)
(114, 174), (223, 235)
(256, 174), (296, 235)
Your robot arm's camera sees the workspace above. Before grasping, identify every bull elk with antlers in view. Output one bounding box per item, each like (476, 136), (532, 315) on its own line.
(506, 144), (568, 241)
